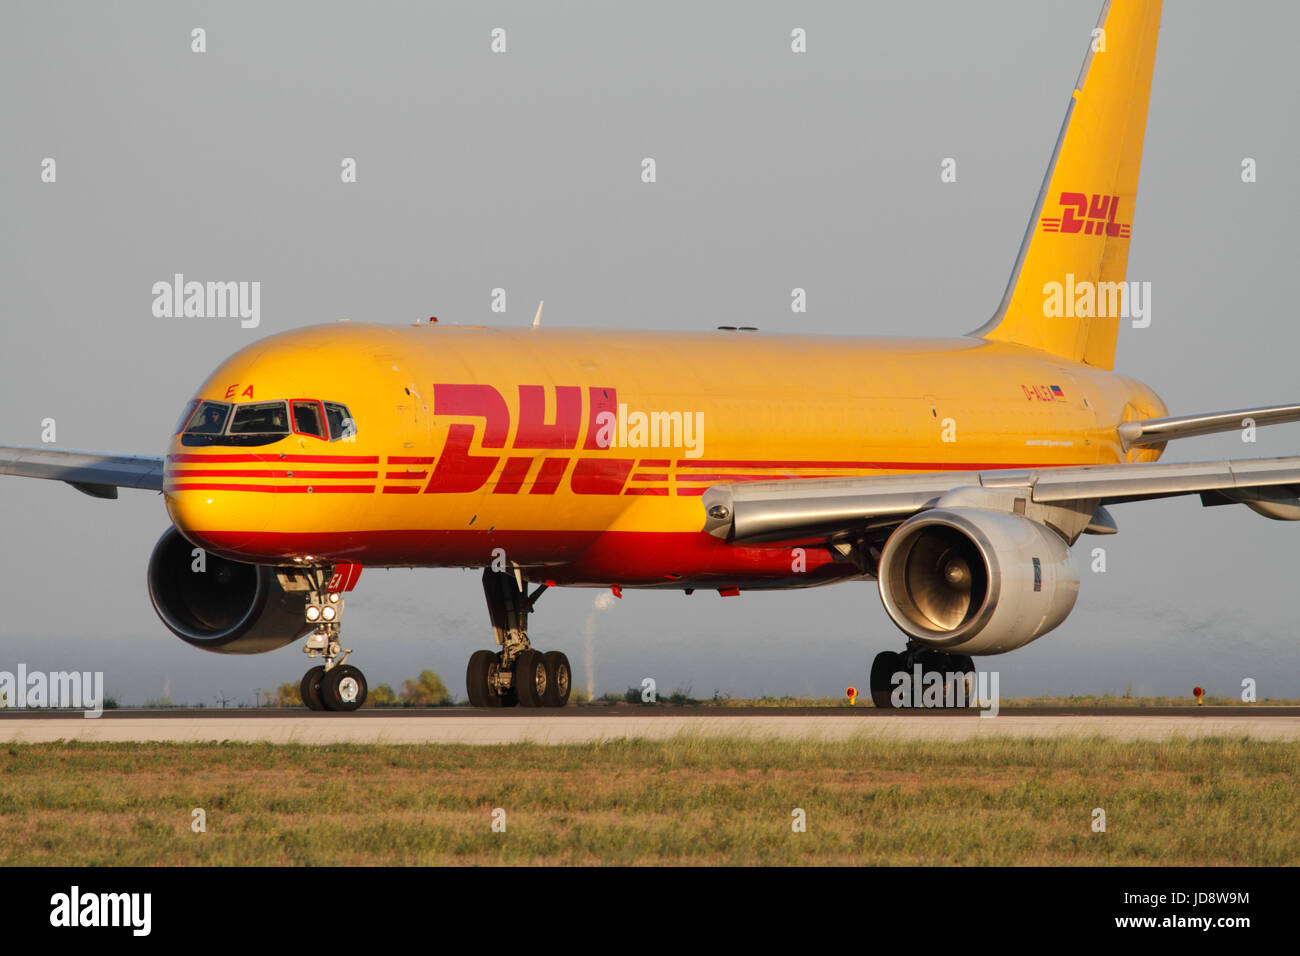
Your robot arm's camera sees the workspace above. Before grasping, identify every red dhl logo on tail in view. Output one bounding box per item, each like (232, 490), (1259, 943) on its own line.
(1040, 192), (1131, 238)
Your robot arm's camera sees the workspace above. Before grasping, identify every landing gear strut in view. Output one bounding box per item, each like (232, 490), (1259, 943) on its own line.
(467, 568), (572, 708)
(869, 642), (975, 709)
(297, 568), (367, 712)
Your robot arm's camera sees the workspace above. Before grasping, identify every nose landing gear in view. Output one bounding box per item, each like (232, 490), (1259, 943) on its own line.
(295, 568), (367, 712)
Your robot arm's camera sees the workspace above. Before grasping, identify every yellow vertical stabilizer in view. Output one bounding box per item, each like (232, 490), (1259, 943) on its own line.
(973, 0), (1162, 370)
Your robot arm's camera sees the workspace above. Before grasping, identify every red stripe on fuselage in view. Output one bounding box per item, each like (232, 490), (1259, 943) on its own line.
(169, 469), (378, 479)
(676, 459), (1041, 470)
(179, 527), (856, 588)
(164, 482), (375, 493)
(673, 473), (841, 482)
(168, 453), (379, 463)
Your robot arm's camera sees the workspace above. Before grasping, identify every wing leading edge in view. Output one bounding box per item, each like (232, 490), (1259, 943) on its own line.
(0, 445), (164, 499)
(702, 455), (1300, 544)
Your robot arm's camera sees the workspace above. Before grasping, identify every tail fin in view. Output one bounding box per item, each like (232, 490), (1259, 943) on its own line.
(972, 0), (1162, 370)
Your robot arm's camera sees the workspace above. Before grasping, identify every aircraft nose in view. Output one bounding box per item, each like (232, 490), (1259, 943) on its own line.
(164, 483), (277, 560)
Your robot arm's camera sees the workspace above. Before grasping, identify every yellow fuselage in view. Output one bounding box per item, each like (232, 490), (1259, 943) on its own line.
(163, 322), (1165, 588)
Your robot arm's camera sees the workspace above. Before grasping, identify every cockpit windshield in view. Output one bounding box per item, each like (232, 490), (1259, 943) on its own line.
(173, 399), (200, 435)
(323, 402), (355, 442)
(229, 402), (291, 435)
(292, 400), (326, 439)
(180, 399), (355, 446)
(185, 401), (231, 436)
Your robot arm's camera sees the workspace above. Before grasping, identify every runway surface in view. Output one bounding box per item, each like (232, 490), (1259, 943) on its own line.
(2, 707), (1297, 744)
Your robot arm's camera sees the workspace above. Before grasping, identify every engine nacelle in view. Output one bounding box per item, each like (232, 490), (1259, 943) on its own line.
(877, 507), (1079, 655)
(147, 526), (316, 654)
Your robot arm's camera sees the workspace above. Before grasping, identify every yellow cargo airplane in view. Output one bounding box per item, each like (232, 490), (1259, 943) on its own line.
(4, 0), (1298, 709)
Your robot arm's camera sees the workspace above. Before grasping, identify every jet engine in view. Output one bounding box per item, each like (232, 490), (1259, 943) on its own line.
(877, 507), (1079, 655)
(147, 526), (316, 654)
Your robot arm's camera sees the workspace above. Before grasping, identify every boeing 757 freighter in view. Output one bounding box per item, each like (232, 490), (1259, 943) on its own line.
(5, 0), (1297, 709)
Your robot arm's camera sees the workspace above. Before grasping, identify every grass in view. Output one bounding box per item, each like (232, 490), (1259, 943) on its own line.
(1, 736), (1296, 865)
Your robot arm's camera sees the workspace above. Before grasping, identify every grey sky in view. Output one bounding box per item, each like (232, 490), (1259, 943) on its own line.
(2, 1), (1298, 705)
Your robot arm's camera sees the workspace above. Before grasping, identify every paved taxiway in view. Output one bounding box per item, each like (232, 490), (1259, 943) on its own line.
(1, 707), (1297, 744)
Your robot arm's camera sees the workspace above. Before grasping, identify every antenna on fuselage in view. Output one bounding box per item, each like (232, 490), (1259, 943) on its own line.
(532, 300), (544, 328)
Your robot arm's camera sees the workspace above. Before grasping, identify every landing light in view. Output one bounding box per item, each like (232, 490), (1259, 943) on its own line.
(306, 606), (321, 622)
(322, 605), (337, 622)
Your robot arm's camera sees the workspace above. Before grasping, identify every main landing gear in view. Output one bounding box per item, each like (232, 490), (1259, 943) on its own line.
(869, 642), (975, 710)
(466, 568), (572, 708)
(297, 569), (368, 712)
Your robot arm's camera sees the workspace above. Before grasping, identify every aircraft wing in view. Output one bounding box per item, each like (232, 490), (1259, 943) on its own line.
(0, 445), (164, 499)
(701, 455), (1300, 544)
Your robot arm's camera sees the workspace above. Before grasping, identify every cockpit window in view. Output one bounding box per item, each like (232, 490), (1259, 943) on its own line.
(173, 399), (201, 435)
(229, 401), (291, 435)
(179, 398), (352, 446)
(292, 400), (326, 439)
(183, 401), (231, 436)
(324, 402), (356, 442)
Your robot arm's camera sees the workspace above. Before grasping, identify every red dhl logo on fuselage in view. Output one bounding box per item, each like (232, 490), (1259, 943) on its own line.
(1040, 191), (1131, 238)
(424, 384), (626, 495)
